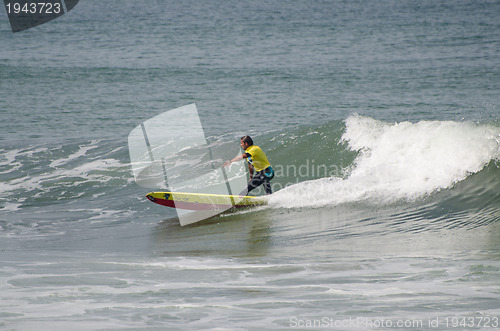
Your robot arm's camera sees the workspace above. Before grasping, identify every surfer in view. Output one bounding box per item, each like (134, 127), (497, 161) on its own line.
(223, 136), (274, 195)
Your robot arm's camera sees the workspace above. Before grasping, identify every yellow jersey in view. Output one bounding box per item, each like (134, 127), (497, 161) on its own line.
(245, 145), (271, 172)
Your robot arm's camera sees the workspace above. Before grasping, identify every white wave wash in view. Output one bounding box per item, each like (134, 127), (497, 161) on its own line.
(0, 157), (126, 197)
(270, 115), (500, 208)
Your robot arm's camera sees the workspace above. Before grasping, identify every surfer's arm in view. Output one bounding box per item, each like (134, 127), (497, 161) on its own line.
(223, 153), (248, 167)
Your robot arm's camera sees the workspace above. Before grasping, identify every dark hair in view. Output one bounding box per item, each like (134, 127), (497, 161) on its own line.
(240, 135), (253, 146)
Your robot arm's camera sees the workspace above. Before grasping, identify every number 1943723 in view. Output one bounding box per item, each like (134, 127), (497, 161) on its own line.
(5, 2), (62, 14)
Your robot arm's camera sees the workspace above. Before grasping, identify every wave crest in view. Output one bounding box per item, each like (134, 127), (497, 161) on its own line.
(270, 115), (500, 208)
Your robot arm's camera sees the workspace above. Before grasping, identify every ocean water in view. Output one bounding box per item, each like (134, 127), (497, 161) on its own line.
(1, 0), (500, 330)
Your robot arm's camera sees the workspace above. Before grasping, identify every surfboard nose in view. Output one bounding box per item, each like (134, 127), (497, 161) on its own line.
(146, 193), (156, 202)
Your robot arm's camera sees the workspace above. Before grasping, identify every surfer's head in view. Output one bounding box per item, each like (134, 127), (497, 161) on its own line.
(240, 136), (253, 149)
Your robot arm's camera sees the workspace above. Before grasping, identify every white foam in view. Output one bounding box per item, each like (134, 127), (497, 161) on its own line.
(270, 115), (500, 208)
(0, 147), (49, 175)
(0, 157), (125, 196)
(49, 140), (100, 168)
(1, 202), (21, 211)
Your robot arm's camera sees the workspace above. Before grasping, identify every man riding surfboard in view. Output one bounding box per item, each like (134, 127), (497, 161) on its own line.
(223, 136), (274, 195)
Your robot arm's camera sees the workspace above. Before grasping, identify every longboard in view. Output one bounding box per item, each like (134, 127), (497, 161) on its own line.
(146, 192), (268, 210)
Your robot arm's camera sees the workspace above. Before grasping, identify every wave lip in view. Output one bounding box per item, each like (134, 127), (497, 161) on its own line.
(270, 115), (500, 208)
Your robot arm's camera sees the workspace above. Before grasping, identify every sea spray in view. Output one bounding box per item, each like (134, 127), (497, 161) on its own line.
(269, 115), (500, 208)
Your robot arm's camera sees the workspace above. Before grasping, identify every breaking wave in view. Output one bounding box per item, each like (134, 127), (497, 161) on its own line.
(269, 115), (500, 208)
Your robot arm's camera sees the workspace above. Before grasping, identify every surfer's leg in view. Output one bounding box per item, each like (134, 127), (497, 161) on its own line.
(246, 176), (262, 193)
(240, 171), (265, 195)
(263, 179), (272, 195)
(262, 167), (273, 194)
